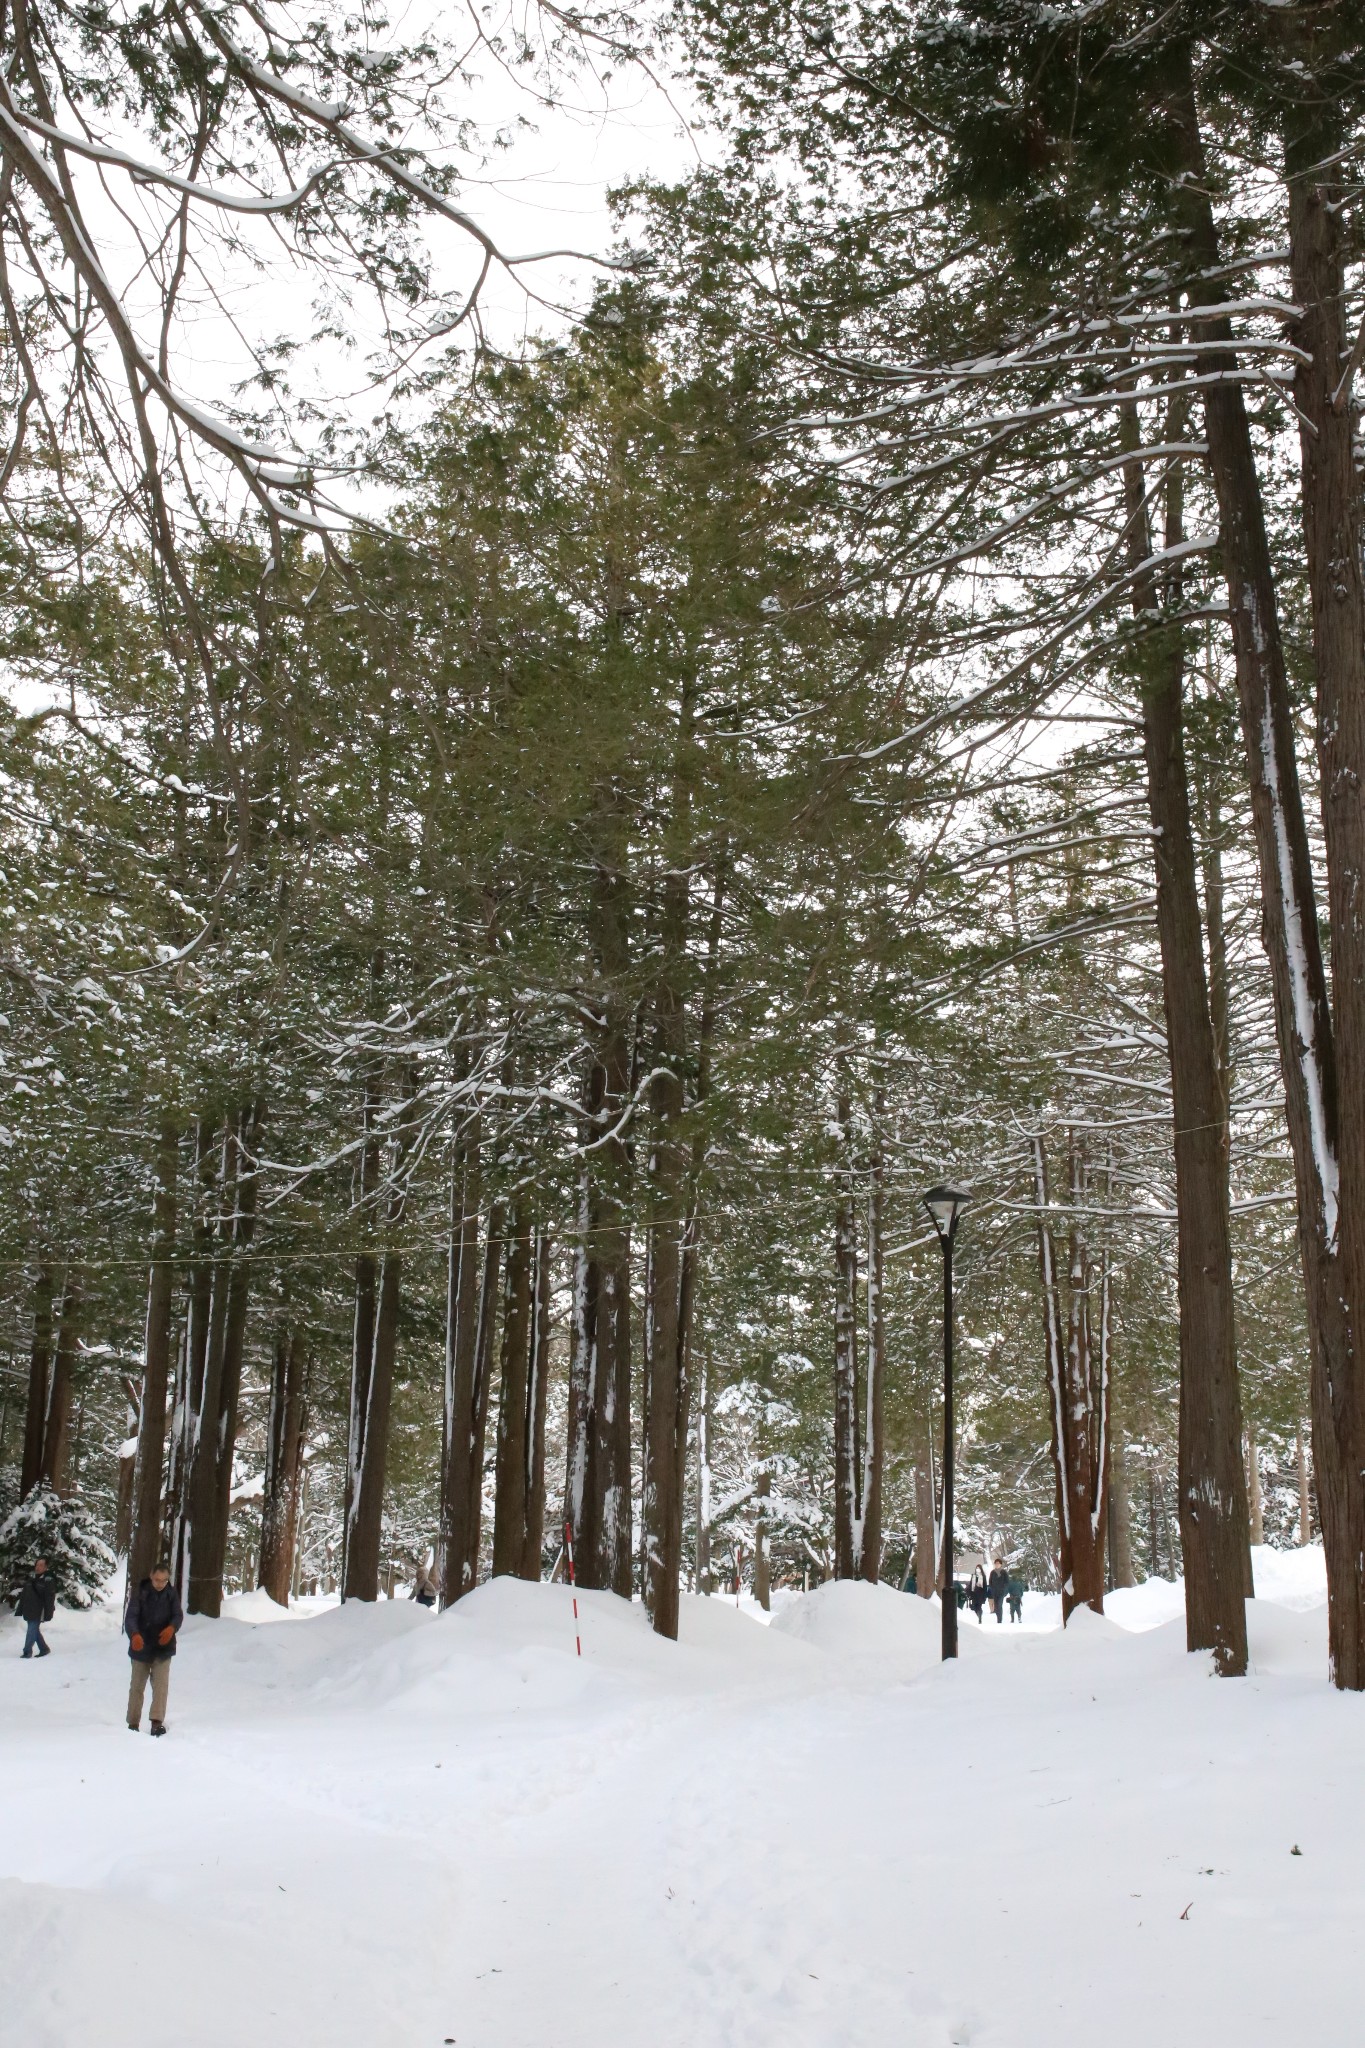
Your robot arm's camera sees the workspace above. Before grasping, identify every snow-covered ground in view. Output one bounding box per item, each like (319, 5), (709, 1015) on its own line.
(2, 1551), (1357, 2046)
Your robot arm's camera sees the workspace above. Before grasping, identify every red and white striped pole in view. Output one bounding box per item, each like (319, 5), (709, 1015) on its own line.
(563, 1519), (582, 1658)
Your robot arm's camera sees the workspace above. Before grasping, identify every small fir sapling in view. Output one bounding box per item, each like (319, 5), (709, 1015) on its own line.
(0, 1480), (117, 1609)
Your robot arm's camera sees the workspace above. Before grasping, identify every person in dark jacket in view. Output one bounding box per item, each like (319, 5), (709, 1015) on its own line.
(1007, 1574), (1025, 1623)
(968, 1563), (988, 1622)
(16, 1557), (57, 1657)
(987, 1558), (1009, 1624)
(124, 1563), (183, 1735)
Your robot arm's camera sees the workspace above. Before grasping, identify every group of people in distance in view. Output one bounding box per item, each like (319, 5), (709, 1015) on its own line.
(966, 1558), (1025, 1624)
(13, 1553), (184, 1735)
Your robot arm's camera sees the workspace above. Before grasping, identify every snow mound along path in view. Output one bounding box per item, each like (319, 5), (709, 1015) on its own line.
(1, 1572), (1359, 2048)
(769, 1576), (966, 1679)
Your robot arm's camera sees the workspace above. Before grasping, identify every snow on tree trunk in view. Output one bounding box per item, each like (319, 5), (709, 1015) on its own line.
(1121, 399), (1250, 1672)
(1285, 94), (1365, 1691)
(1170, 70), (1355, 1681)
(166, 1118), (217, 1592)
(129, 1119), (178, 1592)
(19, 1265), (53, 1502)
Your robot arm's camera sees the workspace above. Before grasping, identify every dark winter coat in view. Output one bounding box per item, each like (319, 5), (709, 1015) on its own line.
(124, 1579), (183, 1661)
(987, 1568), (1009, 1606)
(16, 1572), (57, 1623)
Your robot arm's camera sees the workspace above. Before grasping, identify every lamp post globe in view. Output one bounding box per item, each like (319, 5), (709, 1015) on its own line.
(923, 1182), (971, 1660)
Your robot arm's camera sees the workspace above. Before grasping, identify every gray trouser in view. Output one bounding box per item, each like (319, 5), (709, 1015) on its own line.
(127, 1655), (172, 1727)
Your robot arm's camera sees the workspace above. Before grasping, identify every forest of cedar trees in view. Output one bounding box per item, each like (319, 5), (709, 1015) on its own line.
(2, 0), (1364, 1687)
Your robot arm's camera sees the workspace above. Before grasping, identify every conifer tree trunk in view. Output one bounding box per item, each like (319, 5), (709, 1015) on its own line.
(1121, 399), (1250, 1673)
(859, 1131), (886, 1583)
(1109, 1448), (1136, 1590)
(344, 1244), (402, 1602)
(520, 1231), (552, 1579)
(1246, 1426), (1265, 1549)
(1170, 70), (1355, 1679)
(167, 1119), (217, 1582)
(565, 1156), (598, 1579)
(643, 930), (689, 1634)
(40, 1270), (82, 1495)
(1031, 1135), (1107, 1618)
(129, 1120), (178, 1590)
(753, 1469), (771, 1611)
(492, 1206), (533, 1576)
(695, 1348), (713, 1593)
(572, 811), (635, 1597)
(259, 1325), (309, 1606)
(913, 1427), (937, 1598)
(439, 1120), (483, 1605)
(20, 1265), (53, 1500)
(1284, 96), (1365, 1688)
(182, 1103), (263, 1616)
(833, 1091), (859, 1580)
(462, 1210), (503, 1587)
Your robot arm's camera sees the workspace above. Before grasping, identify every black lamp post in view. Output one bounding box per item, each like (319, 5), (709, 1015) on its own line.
(923, 1181), (972, 1661)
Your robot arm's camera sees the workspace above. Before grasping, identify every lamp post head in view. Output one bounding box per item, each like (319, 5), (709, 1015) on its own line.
(923, 1181), (972, 1243)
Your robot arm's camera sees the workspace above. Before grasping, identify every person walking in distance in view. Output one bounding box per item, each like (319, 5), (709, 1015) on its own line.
(987, 1556), (1009, 1625)
(968, 1563), (988, 1623)
(1007, 1572), (1025, 1624)
(16, 1557), (57, 1658)
(125, 1561), (183, 1735)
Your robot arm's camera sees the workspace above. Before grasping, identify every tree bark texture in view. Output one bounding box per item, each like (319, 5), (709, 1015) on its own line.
(913, 1427), (937, 1598)
(1109, 1447), (1136, 1590)
(1031, 1134), (1107, 1619)
(1121, 402), (1250, 1672)
(19, 1265), (53, 1500)
(569, 811), (635, 1598)
(521, 1231), (552, 1579)
(492, 1206), (533, 1577)
(39, 1270), (82, 1494)
(343, 1069), (412, 1605)
(439, 1123), (483, 1605)
(129, 1120), (178, 1591)
(643, 913), (689, 1635)
(1285, 97), (1365, 1689)
(1246, 1426), (1265, 1549)
(1170, 73), (1356, 1680)
(858, 1130), (886, 1583)
(832, 1091), (859, 1580)
(181, 1103), (264, 1617)
(259, 1325), (309, 1606)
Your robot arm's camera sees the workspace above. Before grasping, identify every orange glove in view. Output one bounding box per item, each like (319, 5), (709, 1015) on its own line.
(130, 1633), (144, 1652)
(157, 1626), (174, 1646)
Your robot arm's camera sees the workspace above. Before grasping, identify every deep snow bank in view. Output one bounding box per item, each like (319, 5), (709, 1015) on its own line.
(1, 1557), (1356, 2048)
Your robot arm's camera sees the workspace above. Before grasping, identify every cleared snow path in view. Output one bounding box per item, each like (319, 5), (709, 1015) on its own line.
(1, 1560), (1358, 2047)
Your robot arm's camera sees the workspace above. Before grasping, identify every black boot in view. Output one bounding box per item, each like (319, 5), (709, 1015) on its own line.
(150, 1720), (166, 1737)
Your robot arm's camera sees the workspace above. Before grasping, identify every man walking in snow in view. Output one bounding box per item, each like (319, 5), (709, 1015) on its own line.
(124, 1561), (183, 1735)
(987, 1557), (1009, 1624)
(16, 1556), (56, 1657)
